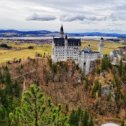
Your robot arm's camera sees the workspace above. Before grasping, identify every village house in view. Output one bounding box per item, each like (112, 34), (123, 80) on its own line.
(110, 46), (126, 65)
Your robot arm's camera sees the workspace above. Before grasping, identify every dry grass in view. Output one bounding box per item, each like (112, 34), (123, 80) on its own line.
(0, 39), (125, 64)
(81, 40), (124, 54)
(0, 44), (51, 63)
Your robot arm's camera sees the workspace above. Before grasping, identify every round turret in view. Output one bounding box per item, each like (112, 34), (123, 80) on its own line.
(98, 37), (104, 55)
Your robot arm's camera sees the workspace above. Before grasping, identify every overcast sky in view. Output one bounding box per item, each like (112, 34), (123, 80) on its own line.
(0, 0), (126, 33)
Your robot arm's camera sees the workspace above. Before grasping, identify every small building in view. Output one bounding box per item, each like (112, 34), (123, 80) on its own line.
(110, 50), (122, 65)
(120, 38), (126, 44)
(110, 46), (126, 65)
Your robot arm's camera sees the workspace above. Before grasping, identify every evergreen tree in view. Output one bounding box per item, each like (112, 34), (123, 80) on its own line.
(69, 108), (94, 126)
(120, 121), (125, 126)
(101, 55), (111, 71)
(92, 80), (101, 98)
(88, 117), (94, 126)
(0, 67), (21, 126)
(9, 84), (68, 126)
(118, 60), (123, 77)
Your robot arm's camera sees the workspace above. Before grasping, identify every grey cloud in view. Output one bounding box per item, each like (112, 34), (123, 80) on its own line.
(60, 14), (108, 22)
(60, 15), (85, 22)
(1, 0), (126, 32)
(26, 13), (57, 21)
(9, 0), (126, 22)
(110, 12), (126, 21)
(15, 0), (126, 7)
(114, 5), (126, 11)
(13, 0), (126, 15)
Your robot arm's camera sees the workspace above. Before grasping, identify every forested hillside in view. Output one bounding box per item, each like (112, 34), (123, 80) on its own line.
(0, 56), (126, 125)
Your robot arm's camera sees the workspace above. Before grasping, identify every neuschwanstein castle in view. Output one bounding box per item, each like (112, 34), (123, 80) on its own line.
(52, 26), (104, 74)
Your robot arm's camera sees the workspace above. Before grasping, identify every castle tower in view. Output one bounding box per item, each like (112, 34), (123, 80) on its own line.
(65, 34), (68, 47)
(60, 25), (64, 38)
(51, 36), (55, 62)
(98, 37), (104, 55)
(64, 34), (68, 60)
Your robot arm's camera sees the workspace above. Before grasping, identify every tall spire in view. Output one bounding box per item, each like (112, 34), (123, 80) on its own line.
(60, 25), (64, 38)
(65, 34), (68, 40)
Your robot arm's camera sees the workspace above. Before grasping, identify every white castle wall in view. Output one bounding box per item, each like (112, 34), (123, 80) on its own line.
(52, 27), (104, 74)
(52, 43), (80, 63)
(79, 53), (100, 74)
(52, 43), (102, 74)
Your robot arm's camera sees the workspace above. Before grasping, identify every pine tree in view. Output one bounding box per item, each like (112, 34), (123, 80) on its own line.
(69, 108), (94, 126)
(82, 111), (89, 126)
(101, 55), (111, 71)
(0, 67), (21, 126)
(9, 84), (68, 126)
(118, 60), (123, 77)
(92, 80), (101, 98)
(120, 121), (125, 126)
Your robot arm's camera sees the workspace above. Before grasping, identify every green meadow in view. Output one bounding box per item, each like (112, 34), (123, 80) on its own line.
(0, 39), (125, 64)
(0, 42), (51, 63)
(81, 40), (124, 54)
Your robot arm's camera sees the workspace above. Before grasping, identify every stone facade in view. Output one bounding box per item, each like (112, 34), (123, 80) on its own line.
(52, 26), (104, 74)
(110, 46), (126, 65)
(78, 46), (101, 74)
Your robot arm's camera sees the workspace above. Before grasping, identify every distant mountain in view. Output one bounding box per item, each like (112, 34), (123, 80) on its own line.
(0, 30), (56, 37)
(0, 30), (126, 38)
(68, 32), (126, 38)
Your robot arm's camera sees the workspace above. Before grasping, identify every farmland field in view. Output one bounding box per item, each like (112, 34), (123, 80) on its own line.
(0, 39), (125, 64)
(81, 40), (124, 54)
(0, 41), (51, 63)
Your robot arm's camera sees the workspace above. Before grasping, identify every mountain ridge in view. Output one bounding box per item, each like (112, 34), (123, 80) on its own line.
(0, 30), (126, 38)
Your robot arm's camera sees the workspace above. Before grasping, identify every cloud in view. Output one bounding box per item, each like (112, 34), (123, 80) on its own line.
(0, 0), (126, 32)
(110, 12), (126, 21)
(26, 13), (57, 21)
(60, 15), (85, 22)
(60, 14), (109, 22)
